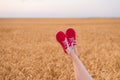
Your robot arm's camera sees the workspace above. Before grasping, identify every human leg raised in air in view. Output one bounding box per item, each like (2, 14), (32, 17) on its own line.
(56, 28), (93, 80)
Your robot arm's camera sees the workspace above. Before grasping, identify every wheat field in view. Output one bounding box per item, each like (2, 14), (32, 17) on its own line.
(0, 18), (120, 80)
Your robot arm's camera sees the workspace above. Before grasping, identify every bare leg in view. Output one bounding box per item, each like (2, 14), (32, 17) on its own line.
(73, 45), (78, 55)
(69, 46), (93, 80)
(56, 29), (93, 80)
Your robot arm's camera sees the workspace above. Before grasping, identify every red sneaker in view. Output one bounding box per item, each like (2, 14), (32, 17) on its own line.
(66, 28), (76, 46)
(56, 31), (71, 54)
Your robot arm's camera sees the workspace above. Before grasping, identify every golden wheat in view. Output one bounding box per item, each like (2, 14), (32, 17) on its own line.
(0, 18), (120, 80)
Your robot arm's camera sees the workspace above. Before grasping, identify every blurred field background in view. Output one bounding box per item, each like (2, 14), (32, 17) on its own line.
(0, 18), (120, 80)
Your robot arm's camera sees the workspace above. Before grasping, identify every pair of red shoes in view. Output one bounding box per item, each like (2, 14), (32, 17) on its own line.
(56, 28), (76, 54)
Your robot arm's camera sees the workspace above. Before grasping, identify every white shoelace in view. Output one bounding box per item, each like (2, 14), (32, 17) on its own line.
(62, 38), (71, 53)
(68, 37), (76, 46)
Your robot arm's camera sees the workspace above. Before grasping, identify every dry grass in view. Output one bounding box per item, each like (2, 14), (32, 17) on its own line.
(0, 18), (120, 80)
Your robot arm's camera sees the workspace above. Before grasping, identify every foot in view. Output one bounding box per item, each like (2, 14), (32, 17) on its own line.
(66, 28), (78, 55)
(56, 31), (71, 54)
(66, 28), (76, 47)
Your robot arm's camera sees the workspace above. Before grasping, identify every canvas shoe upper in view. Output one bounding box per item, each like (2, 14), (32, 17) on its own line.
(66, 28), (76, 47)
(56, 31), (71, 54)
